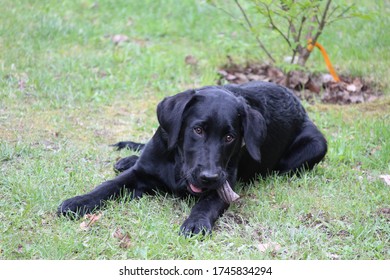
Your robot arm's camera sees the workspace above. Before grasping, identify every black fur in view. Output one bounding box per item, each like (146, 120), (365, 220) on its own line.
(58, 81), (327, 236)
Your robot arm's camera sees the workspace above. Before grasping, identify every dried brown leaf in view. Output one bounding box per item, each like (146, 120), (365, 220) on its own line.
(80, 213), (103, 231)
(226, 74), (237, 81)
(17, 244), (23, 253)
(353, 78), (364, 91)
(247, 73), (266, 81)
(348, 94), (364, 104)
(218, 61), (381, 105)
(113, 228), (132, 249)
(185, 55), (198, 66)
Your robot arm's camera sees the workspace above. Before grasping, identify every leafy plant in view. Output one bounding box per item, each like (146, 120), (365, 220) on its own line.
(208, 0), (366, 67)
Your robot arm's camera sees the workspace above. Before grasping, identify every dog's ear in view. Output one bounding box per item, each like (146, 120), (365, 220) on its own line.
(240, 103), (267, 162)
(157, 90), (195, 150)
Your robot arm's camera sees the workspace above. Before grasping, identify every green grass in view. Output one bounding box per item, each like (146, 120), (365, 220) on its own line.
(0, 0), (389, 260)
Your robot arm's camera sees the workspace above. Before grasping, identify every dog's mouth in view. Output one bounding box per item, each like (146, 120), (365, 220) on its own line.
(189, 183), (205, 194)
(188, 181), (240, 204)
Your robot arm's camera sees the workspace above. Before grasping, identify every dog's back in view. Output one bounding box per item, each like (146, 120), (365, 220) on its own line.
(225, 81), (307, 148)
(223, 81), (325, 179)
(224, 81), (306, 122)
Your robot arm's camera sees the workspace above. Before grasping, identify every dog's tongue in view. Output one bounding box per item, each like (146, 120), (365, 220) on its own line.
(189, 184), (203, 193)
(217, 181), (240, 204)
(190, 182), (240, 203)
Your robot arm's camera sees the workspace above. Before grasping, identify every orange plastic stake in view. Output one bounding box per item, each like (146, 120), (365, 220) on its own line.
(307, 39), (340, 82)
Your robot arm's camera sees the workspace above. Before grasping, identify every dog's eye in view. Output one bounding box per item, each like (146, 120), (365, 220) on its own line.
(225, 134), (235, 143)
(193, 127), (203, 135)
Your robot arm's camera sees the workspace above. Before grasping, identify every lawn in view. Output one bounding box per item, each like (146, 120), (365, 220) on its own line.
(0, 0), (389, 260)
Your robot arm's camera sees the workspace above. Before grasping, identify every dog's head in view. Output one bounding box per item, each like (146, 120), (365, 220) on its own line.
(157, 86), (266, 195)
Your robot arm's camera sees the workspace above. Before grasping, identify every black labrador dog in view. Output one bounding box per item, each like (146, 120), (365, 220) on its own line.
(58, 81), (327, 236)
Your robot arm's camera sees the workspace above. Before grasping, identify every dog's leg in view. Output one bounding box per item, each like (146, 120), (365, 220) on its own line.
(114, 155), (139, 173)
(276, 120), (327, 174)
(57, 168), (151, 217)
(180, 192), (229, 236)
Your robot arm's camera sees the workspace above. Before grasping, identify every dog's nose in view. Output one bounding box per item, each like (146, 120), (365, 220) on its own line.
(199, 171), (220, 184)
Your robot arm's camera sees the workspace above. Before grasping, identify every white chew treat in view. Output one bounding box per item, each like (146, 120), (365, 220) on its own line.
(217, 181), (240, 203)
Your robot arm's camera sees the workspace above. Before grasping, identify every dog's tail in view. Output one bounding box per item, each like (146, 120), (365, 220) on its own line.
(111, 141), (145, 151)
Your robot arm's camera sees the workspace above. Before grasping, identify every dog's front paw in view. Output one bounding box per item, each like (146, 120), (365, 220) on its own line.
(180, 217), (212, 237)
(57, 195), (96, 218)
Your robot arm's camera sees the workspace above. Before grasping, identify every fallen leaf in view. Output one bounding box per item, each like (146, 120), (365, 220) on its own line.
(234, 72), (249, 83)
(299, 212), (313, 223)
(217, 60), (381, 105)
(305, 77), (321, 93)
(113, 228), (132, 248)
(379, 175), (390, 186)
(17, 244), (23, 253)
(348, 93), (364, 104)
(352, 78), (364, 91)
(18, 79), (27, 91)
(185, 55), (198, 66)
(226, 74), (237, 81)
(80, 213), (103, 231)
(247, 73), (266, 81)
(257, 241), (281, 253)
(217, 70), (228, 76)
(327, 253), (341, 260)
(346, 84), (357, 92)
(286, 70), (309, 90)
(111, 34), (129, 45)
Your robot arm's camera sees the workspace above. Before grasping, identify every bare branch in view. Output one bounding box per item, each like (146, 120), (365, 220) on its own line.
(336, 4), (354, 19)
(315, 14), (321, 25)
(327, 4), (355, 25)
(310, 0), (333, 45)
(296, 16), (306, 43)
(208, 1), (238, 20)
(262, 2), (292, 48)
(234, 0), (254, 29)
(234, 0), (276, 62)
(287, 19), (292, 41)
(305, 16), (315, 40)
(327, 15), (356, 25)
(327, 5), (340, 20)
(207, 1), (251, 32)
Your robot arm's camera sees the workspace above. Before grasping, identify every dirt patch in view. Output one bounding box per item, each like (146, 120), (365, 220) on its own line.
(217, 60), (382, 105)
(377, 207), (390, 222)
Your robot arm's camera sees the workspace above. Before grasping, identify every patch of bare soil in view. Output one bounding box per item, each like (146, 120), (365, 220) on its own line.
(377, 207), (390, 222)
(217, 61), (382, 105)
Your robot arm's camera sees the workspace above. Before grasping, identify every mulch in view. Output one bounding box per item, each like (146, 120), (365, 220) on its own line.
(217, 61), (382, 105)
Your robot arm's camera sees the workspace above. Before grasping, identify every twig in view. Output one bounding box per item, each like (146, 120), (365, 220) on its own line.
(290, 15), (307, 64)
(262, 2), (292, 48)
(310, 0), (333, 46)
(327, 4), (355, 25)
(234, 0), (275, 62)
(296, 16), (306, 44)
(327, 5), (340, 20)
(208, 1), (249, 31)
